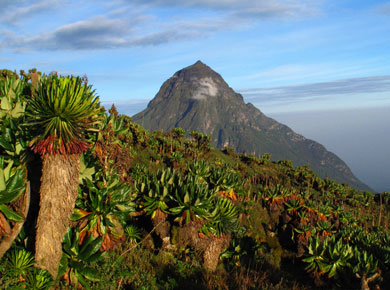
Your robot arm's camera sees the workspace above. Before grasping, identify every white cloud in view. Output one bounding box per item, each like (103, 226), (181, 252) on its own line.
(0, 0), (62, 25)
(0, 0), (322, 51)
(192, 77), (219, 100)
(125, 0), (319, 14)
(6, 16), (140, 50)
(238, 75), (390, 113)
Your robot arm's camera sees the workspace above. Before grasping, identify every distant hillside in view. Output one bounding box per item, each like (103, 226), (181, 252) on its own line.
(133, 61), (371, 191)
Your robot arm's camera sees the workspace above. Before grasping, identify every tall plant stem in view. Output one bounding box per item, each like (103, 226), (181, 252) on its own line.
(35, 154), (80, 277)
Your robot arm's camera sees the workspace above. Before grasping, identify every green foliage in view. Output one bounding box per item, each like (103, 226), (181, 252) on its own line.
(27, 75), (103, 155)
(0, 77), (26, 120)
(260, 153), (271, 161)
(170, 175), (214, 224)
(169, 151), (183, 163)
(0, 248), (53, 290)
(79, 153), (96, 183)
(72, 173), (135, 240)
(264, 184), (289, 206)
(208, 166), (243, 194)
(352, 248), (379, 279)
(0, 76), (31, 164)
(201, 197), (239, 237)
(187, 159), (211, 181)
(0, 157), (26, 223)
(302, 235), (353, 278)
(284, 198), (302, 215)
(125, 224), (142, 245)
(58, 228), (103, 289)
(169, 127), (186, 139)
(0, 69), (19, 80)
(6, 248), (35, 275)
(24, 268), (53, 290)
(137, 168), (179, 218)
(189, 130), (210, 150)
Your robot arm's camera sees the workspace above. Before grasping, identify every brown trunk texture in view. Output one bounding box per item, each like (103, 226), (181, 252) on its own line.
(203, 238), (228, 272)
(361, 273), (370, 290)
(35, 154), (80, 277)
(153, 209), (171, 249)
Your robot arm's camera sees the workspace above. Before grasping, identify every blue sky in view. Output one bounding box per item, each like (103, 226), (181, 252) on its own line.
(1, 0), (389, 191)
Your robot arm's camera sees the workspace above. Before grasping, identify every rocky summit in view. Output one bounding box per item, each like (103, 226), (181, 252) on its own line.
(133, 61), (371, 191)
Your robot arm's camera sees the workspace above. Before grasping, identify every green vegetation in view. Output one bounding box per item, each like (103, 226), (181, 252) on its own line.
(0, 70), (389, 289)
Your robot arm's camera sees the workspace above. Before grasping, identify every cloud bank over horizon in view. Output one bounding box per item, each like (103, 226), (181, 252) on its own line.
(238, 75), (390, 113)
(0, 0), (321, 52)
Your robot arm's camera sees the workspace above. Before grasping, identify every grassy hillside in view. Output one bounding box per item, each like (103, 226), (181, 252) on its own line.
(0, 71), (389, 290)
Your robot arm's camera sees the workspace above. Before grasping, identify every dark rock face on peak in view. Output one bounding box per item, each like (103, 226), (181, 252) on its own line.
(133, 61), (372, 191)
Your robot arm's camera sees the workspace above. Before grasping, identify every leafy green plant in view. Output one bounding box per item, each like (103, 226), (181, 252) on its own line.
(352, 248), (380, 284)
(24, 268), (53, 290)
(25, 74), (104, 277)
(209, 166), (243, 199)
(137, 168), (179, 219)
(284, 198), (302, 215)
(27, 75), (102, 154)
(264, 185), (287, 206)
(1, 248), (53, 290)
(125, 224), (142, 245)
(0, 77), (26, 120)
(6, 248), (35, 276)
(187, 160), (211, 182)
(220, 238), (247, 267)
(170, 151), (183, 164)
(189, 131), (210, 150)
(0, 76), (30, 164)
(0, 157), (26, 228)
(79, 153), (96, 183)
(58, 228), (103, 289)
(72, 174), (135, 249)
(201, 197), (239, 237)
(302, 235), (353, 279)
(316, 221), (335, 237)
(169, 127), (186, 139)
(170, 175), (214, 225)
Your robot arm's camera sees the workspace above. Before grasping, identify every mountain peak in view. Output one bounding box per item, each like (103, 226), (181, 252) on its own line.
(133, 62), (372, 191)
(175, 61), (222, 82)
(194, 60), (206, 66)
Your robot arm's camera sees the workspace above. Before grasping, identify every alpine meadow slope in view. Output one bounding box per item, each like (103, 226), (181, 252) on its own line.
(132, 61), (371, 191)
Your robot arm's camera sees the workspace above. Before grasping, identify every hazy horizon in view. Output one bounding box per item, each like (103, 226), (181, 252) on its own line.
(270, 107), (390, 193)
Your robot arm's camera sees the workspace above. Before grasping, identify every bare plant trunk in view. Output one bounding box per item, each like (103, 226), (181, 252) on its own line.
(35, 154), (80, 277)
(203, 237), (230, 272)
(0, 182), (30, 259)
(203, 238), (224, 272)
(153, 209), (171, 249)
(357, 272), (381, 290)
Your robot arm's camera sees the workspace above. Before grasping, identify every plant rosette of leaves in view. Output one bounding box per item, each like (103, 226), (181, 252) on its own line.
(58, 228), (103, 289)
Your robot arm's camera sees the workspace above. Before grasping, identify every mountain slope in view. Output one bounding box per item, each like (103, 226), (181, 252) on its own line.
(132, 61), (371, 191)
